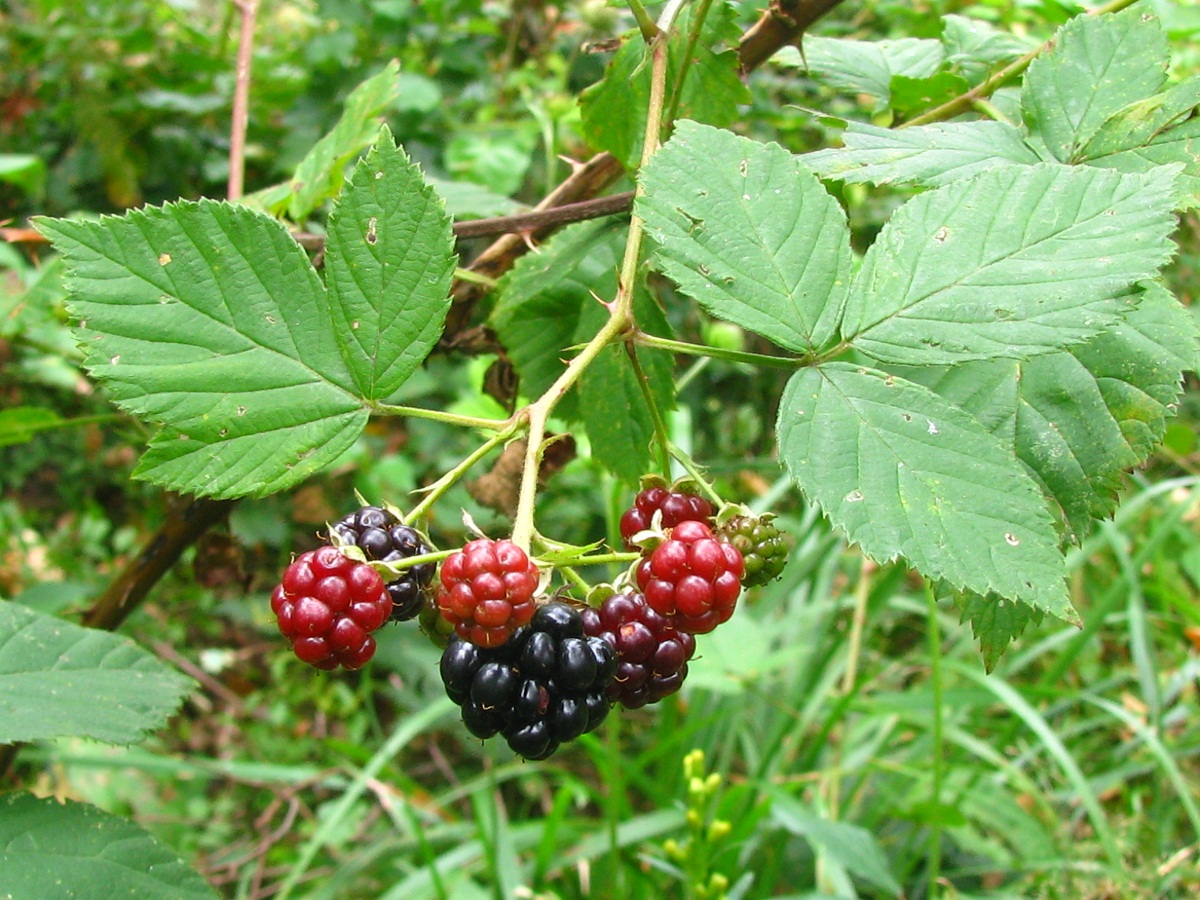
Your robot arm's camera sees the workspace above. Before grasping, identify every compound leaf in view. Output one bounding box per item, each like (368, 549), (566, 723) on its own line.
(0, 602), (194, 745)
(1021, 8), (1168, 163)
(36, 201), (368, 499)
(941, 14), (1036, 81)
(1081, 116), (1200, 209)
(841, 164), (1178, 365)
(777, 362), (1072, 619)
(893, 283), (1198, 541)
(638, 120), (851, 355)
(0, 793), (216, 899)
(803, 119), (1042, 188)
(325, 126), (456, 403)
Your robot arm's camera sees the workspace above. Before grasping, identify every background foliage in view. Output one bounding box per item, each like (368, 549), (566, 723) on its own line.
(2, 0), (1200, 898)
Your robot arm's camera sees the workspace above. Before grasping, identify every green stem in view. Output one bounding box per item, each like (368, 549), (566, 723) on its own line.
(453, 266), (499, 289)
(626, 342), (673, 477)
(404, 426), (517, 525)
(562, 551), (641, 567)
(663, 0), (716, 127)
(625, 0), (660, 41)
(634, 331), (805, 369)
(666, 442), (721, 506)
(370, 403), (510, 432)
(557, 564), (592, 594)
(926, 583), (945, 898)
(370, 548), (458, 578)
(510, 22), (673, 551)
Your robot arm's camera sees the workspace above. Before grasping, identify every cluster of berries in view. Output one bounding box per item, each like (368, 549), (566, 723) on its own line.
(267, 489), (789, 759)
(440, 602), (615, 759)
(269, 506), (436, 670)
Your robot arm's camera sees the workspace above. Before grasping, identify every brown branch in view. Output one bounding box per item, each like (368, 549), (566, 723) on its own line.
(737, 0), (848, 72)
(227, 0), (260, 201)
(83, 496), (235, 631)
(0, 192), (636, 254)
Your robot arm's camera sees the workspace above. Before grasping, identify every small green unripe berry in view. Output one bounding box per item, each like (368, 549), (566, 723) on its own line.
(716, 514), (789, 587)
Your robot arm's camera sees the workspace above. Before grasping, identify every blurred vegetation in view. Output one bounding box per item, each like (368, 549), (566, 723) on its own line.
(2, 0), (1200, 898)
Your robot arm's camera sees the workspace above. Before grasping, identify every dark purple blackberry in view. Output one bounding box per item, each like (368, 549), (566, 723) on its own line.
(438, 601), (616, 760)
(619, 486), (714, 548)
(581, 592), (696, 709)
(331, 506), (436, 621)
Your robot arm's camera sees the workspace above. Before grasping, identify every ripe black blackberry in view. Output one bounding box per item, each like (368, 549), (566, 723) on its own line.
(438, 602), (617, 760)
(580, 592), (695, 708)
(331, 506), (436, 621)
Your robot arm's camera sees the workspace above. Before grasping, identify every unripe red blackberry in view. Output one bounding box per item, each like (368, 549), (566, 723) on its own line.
(619, 486), (714, 548)
(716, 514), (789, 587)
(581, 592), (695, 708)
(331, 506), (436, 621)
(436, 538), (540, 648)
(438, 602), (617, 759)
(271, 547), (392, 670)
(635, 520), (744, 634)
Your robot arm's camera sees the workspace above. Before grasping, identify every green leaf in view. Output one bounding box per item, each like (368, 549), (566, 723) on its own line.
(0, 602), (195, 744)
(803, 119), (1042, 187)
(841, 164), (1179, 365)
(491, 220), (674, 482)
(1077, 76), (1200, 160)
(0, 153), (47, 200)
(769, 790), (902, 894)
(580, 2), (749, 170)
(941, 14), (1037, 81)
(778, 36), (943, 108)
(637, 120), (851, 355)
(889, 71), (971, 118)
(0, 793), (217, 899)
(247, 61), (401, 220)
(1021, 8), (1169, 163)
(36, 201), (368, 499)
(426, 177), (523, 219)
(0, 406), (62, 448)
(777, 362), (1072, 618)
(325, 126), (456, 403)
(892, 284), (1198, 540)
(956, 590), (1044, 672)
(1081, 116), (1200, 209)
